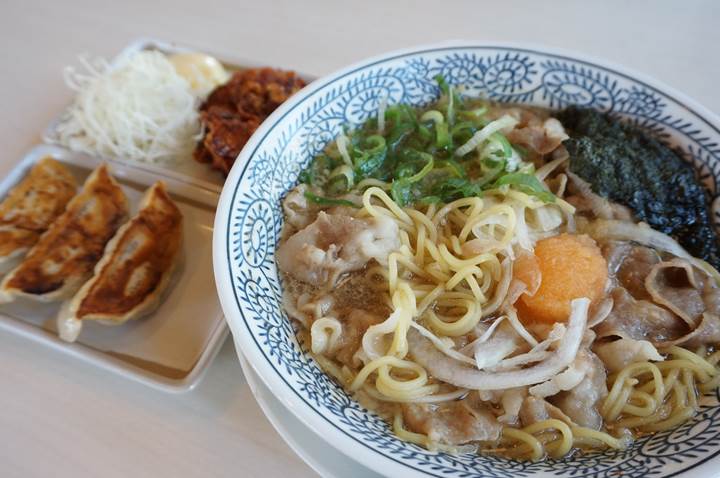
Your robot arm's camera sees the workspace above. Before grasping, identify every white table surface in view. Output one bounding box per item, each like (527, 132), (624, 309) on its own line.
(1, 1), (719, 477)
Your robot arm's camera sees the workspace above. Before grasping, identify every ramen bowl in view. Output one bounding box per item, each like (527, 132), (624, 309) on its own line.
(213, 43), (720, 477)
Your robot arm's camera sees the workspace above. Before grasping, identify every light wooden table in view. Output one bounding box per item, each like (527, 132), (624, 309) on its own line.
(1, 1), (719, 477)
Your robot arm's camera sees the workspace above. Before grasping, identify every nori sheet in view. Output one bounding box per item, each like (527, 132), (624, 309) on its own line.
(557, 106), (720, 270)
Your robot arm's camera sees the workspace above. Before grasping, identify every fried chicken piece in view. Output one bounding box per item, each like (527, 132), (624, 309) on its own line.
(195, 68), (306, 175)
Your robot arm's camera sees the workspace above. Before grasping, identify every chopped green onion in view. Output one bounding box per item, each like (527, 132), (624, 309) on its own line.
(431, 177), (484, 202)
(420, 195), (442, 204)
(418, 124), (433, 141)
(326, 175), (350, 195)
(361, 135), (386, 155)
(298, 169), (312, 185)
(329, 164), (355, 188)
(406, 156), (434, 183)
(354, 134), (387, 179)
(447, 85), (455, 126)
(490, 133), (513, 158)
(390, 179), (413, 206)
(303, 192), (359, 208)
(514, 144), (530, 158)
(478, 158), (507, 186)
(297, 76), (539, 209)
(493, 173), (556, 203)
(459, 106), (488, 119)
(435, 122), (451, 149)
(420, 110), (445, 125)
(451, 121), (476, 136)
(435, 75), (450, 95)
(436, 159), (466, 178)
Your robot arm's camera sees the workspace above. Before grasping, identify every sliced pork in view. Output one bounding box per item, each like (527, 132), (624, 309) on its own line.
(548, 350), (608, 429)
(277, 212), (399, 287)
(282, 184), (319, 231)
(329, 309), (382, 367)
(490, 106), (569, 155)
(518, 396), (572, 427)
(594, 288), (687, 344)
(645, 259), (706, 326)
(593, 338), (663, 373)
(402, 400), (501, 445)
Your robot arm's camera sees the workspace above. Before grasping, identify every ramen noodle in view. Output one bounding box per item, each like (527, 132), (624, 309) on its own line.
(276, 78), (720, 460)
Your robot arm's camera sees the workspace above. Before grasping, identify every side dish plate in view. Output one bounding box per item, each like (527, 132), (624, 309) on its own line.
(0, 38), (316, 392)
(0, 144), (225, 392)
(42, 37), (316, 195)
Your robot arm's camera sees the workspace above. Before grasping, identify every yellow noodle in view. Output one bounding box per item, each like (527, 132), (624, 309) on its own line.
(668, 346), (718, 374)
(393, 412), (430, 447)
(522, 420), (573, 458)
(642, 407), (695, 432)
(656, 360), (712, 382)
(501, 427), (543, 461)
(362, 187), (413, 225)
(298, 163), (720, 461)
(571, 427), (627, 449)
(356, 178), (391, 190)
(425, 299), (482, 337)
(459, 204), (517, 244)
(623, 390), (657, 417)
(416, 284), (445, 316)
(350, 356), (426, 392)
(604, 380), (637, 422)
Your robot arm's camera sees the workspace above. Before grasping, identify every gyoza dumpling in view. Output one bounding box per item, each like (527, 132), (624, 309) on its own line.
(0, 164), (129, 302)
(0, 157), (77, 274)
(58, 181), (183, 342)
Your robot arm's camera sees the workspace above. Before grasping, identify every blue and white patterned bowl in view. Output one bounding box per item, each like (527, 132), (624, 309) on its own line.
(213, 43), (720, 477)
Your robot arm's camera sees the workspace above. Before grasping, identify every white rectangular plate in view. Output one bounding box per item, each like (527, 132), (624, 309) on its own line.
(42, 37), (316, 194)
(0, 144), (226, 392)
(7, 38), (316, 392)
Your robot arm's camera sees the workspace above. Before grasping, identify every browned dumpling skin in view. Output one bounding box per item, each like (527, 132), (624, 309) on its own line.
(0, 164), (129, 301)
(78, 181), (182, 319)
(0, 157), (77, 272)
(57, 181), (183, 342)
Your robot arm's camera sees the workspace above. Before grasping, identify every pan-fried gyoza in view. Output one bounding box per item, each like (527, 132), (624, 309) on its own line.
(0, 157), (77, 274)
(57, 181), (183, 342)
(0, 164), (129, 303)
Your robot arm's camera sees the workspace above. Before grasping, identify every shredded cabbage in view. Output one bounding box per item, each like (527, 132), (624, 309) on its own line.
(454, 115), (518, 157)
(50, 51), (201, 163)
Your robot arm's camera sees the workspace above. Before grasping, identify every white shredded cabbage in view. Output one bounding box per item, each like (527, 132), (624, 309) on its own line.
(474, 337), (517, 369)
(529, 358), (588, 398)
(458, 315), (507, 357)
(535, 154), (568, 181)
(488, 323), (565, 372)
(407, 298), (590, 390)
(504, 147), (523, 172)
(409, 321), (476, 365)
(512, 204), (534, 252)
(377, 95), (388, 134)
(455, 115), (519, 157)
(50, 51), (201, 163)
(506, 305), (538, 347)
(527, 206), (563, 234)
(336, 135), (353, 166)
